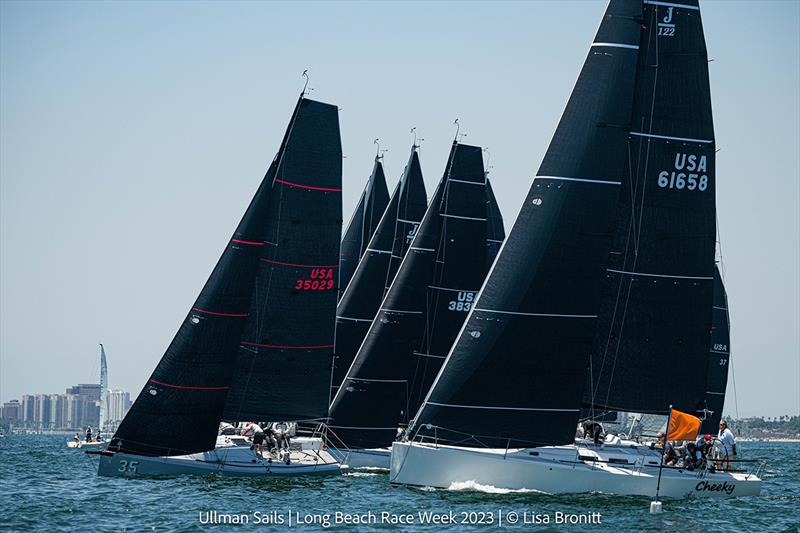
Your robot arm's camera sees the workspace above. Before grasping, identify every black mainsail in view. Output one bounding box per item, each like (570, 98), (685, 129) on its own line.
(329, 142), (496, 449)
(331, 145), (427, 394)
(585, 0), (716, 417)
(486, 178), (505, 264)
(406, 0), (642, 448)
(339, 158), (390, 296)
(700, 265), (730, 434)
(219, 98), (342, 423)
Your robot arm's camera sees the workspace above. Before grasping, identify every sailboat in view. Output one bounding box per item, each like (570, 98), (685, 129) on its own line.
(339, 152), (390, 297)
(332, 142), (428, 398)
(67, 344), (108, 449)
(95, 90), (345, 477)
(390, 0), (762, 499)
(329, 140), (502, 469)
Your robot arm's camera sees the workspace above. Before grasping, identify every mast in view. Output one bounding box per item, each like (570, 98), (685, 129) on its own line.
(339, 156), (391, 297)
(98, 344), (108, 431)
(222, 97), (342, 423)
(406, 0), (642, 448)
(331, 144), (427, 395)
(329, 141), (496, 449)
(585, 0), (717, 416)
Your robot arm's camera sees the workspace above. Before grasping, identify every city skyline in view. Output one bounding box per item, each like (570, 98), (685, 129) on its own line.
(1, 1), (798, 418)
(1, 383), (131, 431)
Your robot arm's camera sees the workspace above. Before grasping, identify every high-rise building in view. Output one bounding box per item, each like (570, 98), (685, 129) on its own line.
(1, 400), (21, 421)
(34, 394), (51, 429)
(106, 390), (131, 429)
(21, 395), (35, 424)
(48, 394), (64, 429)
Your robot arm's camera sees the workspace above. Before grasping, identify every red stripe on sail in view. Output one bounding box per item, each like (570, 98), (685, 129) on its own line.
(231, 239), (264, 246)
(274, 179), (342, 192)
(149, 379), (229, 391)
(191, 308), (249, 317)
(260, 258), (338, 269)
(240, 341), (334, 350)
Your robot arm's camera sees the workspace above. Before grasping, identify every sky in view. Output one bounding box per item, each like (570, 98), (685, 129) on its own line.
(1, 0), (798, 419)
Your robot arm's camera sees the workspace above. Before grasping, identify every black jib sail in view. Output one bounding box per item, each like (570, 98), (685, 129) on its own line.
(332, 145), (427, 394)
(222, 97), (342, 423)
(700, 265), (730, 434)
(339, 158), (390, 296)
(486, 178), (505, 264)
(407, 0), (642, 449)
(585, 0), (716, 417)
(110, 125), (285, 458)
(329, 142), (495, 449)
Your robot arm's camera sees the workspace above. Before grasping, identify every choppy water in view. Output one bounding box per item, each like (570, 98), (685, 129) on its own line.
(1, 436), (797, 532)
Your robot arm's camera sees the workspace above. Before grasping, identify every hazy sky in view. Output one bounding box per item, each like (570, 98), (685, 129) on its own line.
(1, 0), (798, 418)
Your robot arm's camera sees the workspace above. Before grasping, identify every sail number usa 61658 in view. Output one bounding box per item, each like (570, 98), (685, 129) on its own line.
(657, 153), (709, 191)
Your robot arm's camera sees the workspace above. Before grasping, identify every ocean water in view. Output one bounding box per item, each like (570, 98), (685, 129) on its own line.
(1, 436), (797, 532)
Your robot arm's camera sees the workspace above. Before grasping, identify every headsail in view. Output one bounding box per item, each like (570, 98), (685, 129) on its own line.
(585, 0), (716, 416)
(407, 0), (642, 448)
(329, 142), (495, 449)
(332, 145), (427, 394)
(222, 98), (342, 423)
(339, 158), (390, 296)
(111, 129), (280, 457)
(700, 265), (730, 434)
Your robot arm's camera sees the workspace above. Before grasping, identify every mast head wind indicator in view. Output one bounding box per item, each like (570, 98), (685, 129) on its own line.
(453, 119), (467, 143)
(410, 127), (424, 149)
(301, 69), (310, 97)
(374, 138), (387, 160)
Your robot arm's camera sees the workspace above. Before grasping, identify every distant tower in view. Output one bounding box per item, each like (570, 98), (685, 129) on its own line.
(98, 344), (108, 431)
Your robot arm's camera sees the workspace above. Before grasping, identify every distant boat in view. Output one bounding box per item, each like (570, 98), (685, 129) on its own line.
(96, 89), (345, 478)
(329, 140), (503, 468)
(339, 153), (390, 297)
(390, 0), (762, 499)
(332, 141), (428, 398)
(67, 344), (108, 449)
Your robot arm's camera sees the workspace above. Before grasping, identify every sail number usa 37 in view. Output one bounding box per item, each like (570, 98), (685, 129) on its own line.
(658, 153), (709, 191)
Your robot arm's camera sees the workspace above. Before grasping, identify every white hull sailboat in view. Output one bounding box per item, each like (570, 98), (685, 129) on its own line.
(97, 436), (343, 478)
(390, 440), (762, 499)
(68, 439), (105, 449)
(388, 0), (763, 502)
(331, 447), (391, 469)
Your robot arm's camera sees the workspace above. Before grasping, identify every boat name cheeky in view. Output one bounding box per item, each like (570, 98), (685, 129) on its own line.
(294, 268), (335, 291)
(695, 481), (736, 495)
(657, 153), (709, 191)
(448, 292), (475, 312)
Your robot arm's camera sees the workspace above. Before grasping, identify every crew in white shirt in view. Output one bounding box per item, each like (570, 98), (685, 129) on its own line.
(716, 419), (737, 471)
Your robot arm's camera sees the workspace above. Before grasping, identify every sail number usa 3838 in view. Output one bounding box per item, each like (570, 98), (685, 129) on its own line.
(658, 153), (709, 191)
